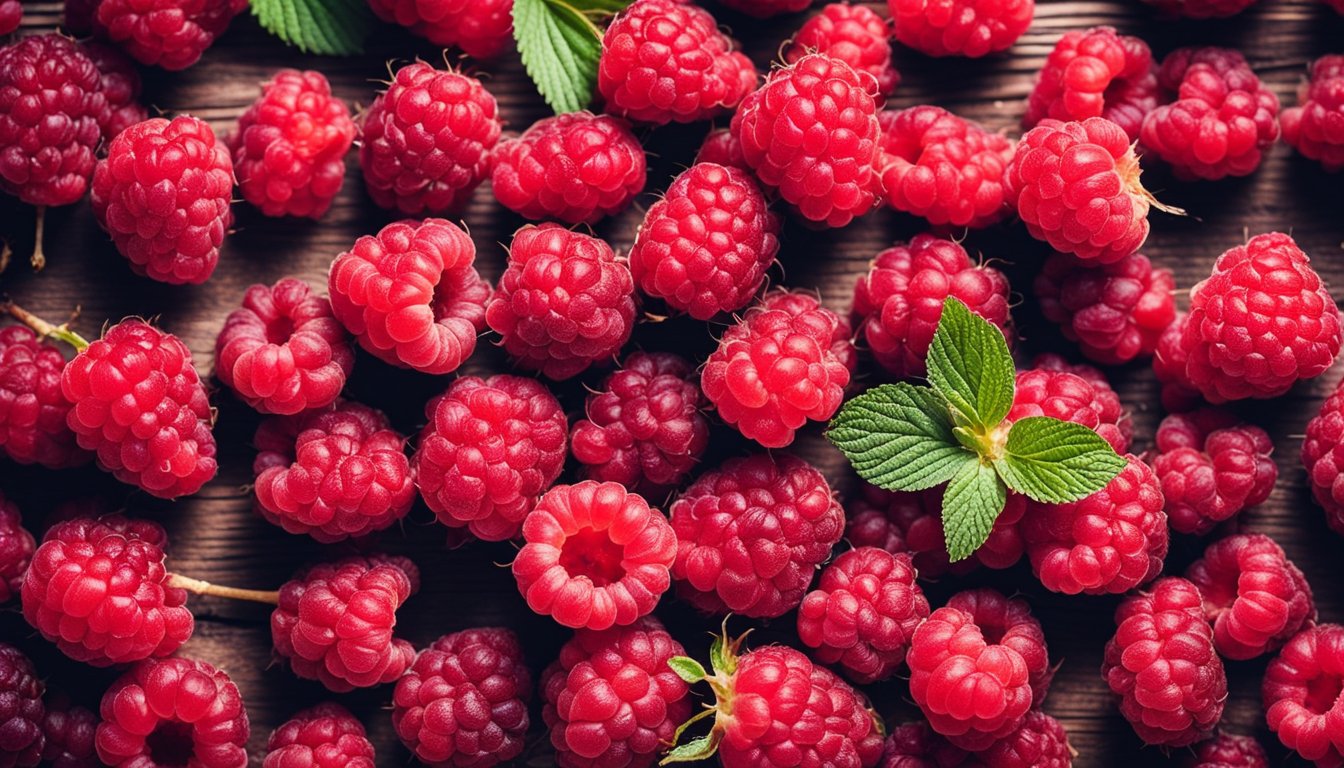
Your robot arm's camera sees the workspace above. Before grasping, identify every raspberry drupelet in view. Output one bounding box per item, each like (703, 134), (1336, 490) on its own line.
(0, 643), (44, 768)
(263, 703), (375, 768)
(627, 162), (780, 320)
(1183, 733), (1270, 768)
(491, 112), (646, 224)
(1153, 313), (1203, 412)
(1139, 0), (1256, 19)
(945, 588), (1053, 705)
(0, 493), (33, 603)
(485, 224), (636, 381)
(328, 218), (490, 374)
(973, 710), (1075, 768)
(785, 4), (900, 97)
(888, 0), (1033, 58)
(393, 628), (531, 768)
(670, 453), (844, 617)
(1304, 377), (1344, 535)
(1034, 251), (1176, 365)
(0, 325), (89, 468)
(1282, 56), (1344, 172)
(1150, 409), (1276, 535)
(360, 63), (500, 216)
(877, 721), (971, 767)
(81, 41), (149, 143)
(367, 0), (515, 59)
(90, 0), (246, 70)
(695, 127), (747, 169)
(1186, 534), (1315, 661)
(1009, 365), (1130, 453)
(40, 694), (99, 768)
(414, 374), (568, 542)
(230, 69), (356, 219)
(1024, 26), (1158, 140)
(1262, 624), (1344, 767)
(716, 0), (813, 18)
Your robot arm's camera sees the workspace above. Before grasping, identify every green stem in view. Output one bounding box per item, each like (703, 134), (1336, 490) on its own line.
(3, 302), (90, 352)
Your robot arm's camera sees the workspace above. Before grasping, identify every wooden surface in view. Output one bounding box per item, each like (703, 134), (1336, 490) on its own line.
(4, 1), (1344, 765)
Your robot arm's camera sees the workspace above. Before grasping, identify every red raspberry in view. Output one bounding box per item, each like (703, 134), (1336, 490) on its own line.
(1024, 26), (1158, 140)
(95, 657), (248, 768)
(1304, 377), (1344, 535)
(393, 628), (530, 768)
(1025, 355), (1134, 448)
(1021, 454), (1168, 595)
(92, 0), (246, 70)
(329, 218), (490, 374)
(1182, 232), (1341, 402)
(1282, 56), (1344, 172)
(62, 320), (218, 498)
(0, 35), (106, 208)
(40, 695), (99, 768)
(81, 41), (148, 143)
(271, 555), (419, 692)
(1102, 577), (1227, 747)
(1151, 409), (1276, 535)
(670, 454), (844, 617)
(972, 710), (1073, 768)
(945, 588), (1052, 705)
(1183, 733), (1270, 768)
(785, 4), (900, 97)
(230, 69), (355, 219)
(492, 112), (645, 224)
(844, 485), (1026, 576)
(514, 482), (675, 630)
(797, 547), (931, 684)
(852, 234), (1011, 378)
(414, 374), (567, 542)
(0, 326), (89, 468)
(0, 643), (44, 768)
(0, 494), (33, 603)
(876, 107), (1015, 228)
(1331, 0), (1344, 12)
(570, 351), (708, 493)
(1140, 0), (1256, 19)
(1186, 534), (1315, 661)
(1140, 47), (1280, 181)
(264, 703), (374, 768)
(1262, 624), (1344, 767)
(695, 127), (747, 168)
(629, 162), (779, 320)
(716, 0), (813, 17)
(215, 278), (354, 415)
(1153, 313), (1203, 412)
(253, 400), (414, 542)
(732, 53), (880, 226)
(877, 721), (971, 767)
(888, 0), (1032, 58)
(598, 0), (755, 125)
(0, 0), (19, 34)
(360, 63), (499, 216)
(1034, 251), (1175, 365)
(1009, 366), (1129, 453)
(542, 617), (691, 768)
(1005, 117), (1155, 264)
(91, 115), (234, 285)
(485, 224), (636, 380)
(367, 0), (514, 59)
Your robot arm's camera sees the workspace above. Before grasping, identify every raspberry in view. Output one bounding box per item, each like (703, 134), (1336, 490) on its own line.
(271, 555), (419, 692)
(81, 41), (149, 143)
(1282, 56), (1344, 172)
(0, 643), (44, 768)
(715, 0), (813, 18)
(844, 485), (1026, 576)
(393, 628), (530, 768)
(702, 290), (854, 448)
(972, 710), (1073, 768)
(1009, 366), (1129, 454)
(785, 4), (900, 97)
(671, 454), (843, 617)
(1026, 355), (1134, 448)
(40, 695), (99, 768)
(598, 0), (755, 125)
(0, 0), (18, 34)
(946, 589), (1052, 705)
(230, 69), (355, 219)
(264, 703), (374, 768)
(570, 351), (709, 493)
(1021, 454), (1168, 595)
(796, 547), (931, 684)
(414, 374), (567, 541)
(889, 0), (1032, 58)
(1024, 26), (1158, 140)
(877, 721), (970, 767)
(1262, 624), (1344, 767)
(1139, 0), (1256, 19)
(367, 0), (514, 59)
(62, 319), (218, 498)
(1140, 47), (1280, 181)
(541, 617), (691, 768)
(253, 400), (415, 542)
(0, 494), (33, 604)
(91, 115), (235, 285)
(695, 128), (747, 168)
(328, 218), (490, 374)
(360, 63), (499, 215)
(1183, 733), (1270, 768)
(1304, 378), (1344, 535)
(0, 35), (105, 208)
(852, 234), (1012, 378)
(731, 53), (880, 226)
(492, 113), (646, 225)
(1153, 313), (1203, 412)
(1102, 577), (1227, 747)
(1182, 232), (1341, 402)
(1186, 534), (1315, 661)
(485, 224), (636, 380)
(1151, 409), (1276, 535)
(628, 162), (779, 320)
(95, 657), (248, 768)
(1034, 251), (1175, 365)
(1005, 117), (1156, 264)
(0, 325), (89, 468)
(92, 0), (246, 69)
(876, 107), (1015, 228)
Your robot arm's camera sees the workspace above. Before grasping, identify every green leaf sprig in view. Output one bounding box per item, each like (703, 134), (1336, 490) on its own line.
(251, 0), (374, 56)
(513, 0), (632, 114)
(828, 297), (1127, 561)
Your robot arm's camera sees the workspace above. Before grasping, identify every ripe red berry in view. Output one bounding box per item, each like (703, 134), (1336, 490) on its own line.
(889, 0), (1033, 57)
(393, 628), (530, 768)
(628, 162), (780, 320)
(1304, 377), (1344, 536)
(1009, 366), (1130, 454)
(1034, 251), (1175, 365)
(877, 721), (971, 767)
(1182, 733), (1270, 768)
(1151, 409), (1276, 535)
(40, 694), (99, 768)
(0, 0), (19, 33)
(1282, 55), (1344, 172)
(81, 42), (149, 143)
(0, 643), (44, 768)
(1262, 624), (1344, 767)
(695, 128), (747, 169)
(0, 494), (33, 604)
(785, 4), (900, 97)
(1186, 534), (1315, 661)
(485, 224), (636, 380)
(946, 588), (1052, 705)
(367, 0), (514, 59)
(91, 0), (246, 70)
(1024, 26), (1158, 140)
(716, 0), (813, 17)
(1139, 0), (1256, 18)
(671, 454), (844, 617)
(360, 63), (500, 216)
(329, 218), (490, 374)
(973, 710), (1074, 768)
(263, 703), (374, 768)
(1102, 577), (1227, 747)
(1153, 313), (1203, 412)
(492, 112), (646, 224)
(0, 326), (89, 468)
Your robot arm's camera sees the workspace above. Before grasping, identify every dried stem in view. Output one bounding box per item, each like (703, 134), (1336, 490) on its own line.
(2, 302), (90, 352)
(166, 573), (280, 605)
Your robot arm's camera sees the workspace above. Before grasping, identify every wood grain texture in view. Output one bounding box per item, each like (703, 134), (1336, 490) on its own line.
(4, 0), (1344, 764)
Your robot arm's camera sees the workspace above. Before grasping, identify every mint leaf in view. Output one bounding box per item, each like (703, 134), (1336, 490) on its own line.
(994, 417), (1128, 504)
(565, 0), (630, 10)
(926, 297), (1015, 432)
(941, 459), (1006, 562)
(514, 0), (624, 113)
(251, 0), (371, 55)
(828, 383), (971, 492)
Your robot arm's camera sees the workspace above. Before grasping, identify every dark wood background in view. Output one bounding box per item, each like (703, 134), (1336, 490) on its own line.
(4, 0), (1344, 764)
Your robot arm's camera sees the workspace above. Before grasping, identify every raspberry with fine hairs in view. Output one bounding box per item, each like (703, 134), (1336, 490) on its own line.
(1151, 409), (1276, 535)
(786, 4), (900, 97)
(0, 493), (33, 603)
(40, 694), (99, 768)
(1034, 251), (1176, 365)
(1153, 313), (1203, 412)
(1009, 366), (1130, 453)
(264, 703), (374, 768)
(367, 0), (515, 59)
(91, 0), (247, 70)
(1282, 55), (1344, 172)
(1262, 624), (1344, 768)
(81, 42), (149, 143)
(0, 325), (89, 468)
(1183, 733), (1270, 768)
(1024, 26), (1158, 140)
(1186, 534), (1315, 661)
(1139, 0), (1256, 19)
(1303, 376), (1344, 536)
(0, 643), (44, 768)
(945, 588), (1053, 706)
(888, 0), (1033, 58)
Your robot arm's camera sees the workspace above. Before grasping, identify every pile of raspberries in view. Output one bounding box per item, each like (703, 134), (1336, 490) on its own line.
(2, 0), (1344, 767)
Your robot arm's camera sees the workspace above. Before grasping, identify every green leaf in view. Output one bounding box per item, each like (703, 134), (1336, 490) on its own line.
(926, 297), (1015, 433)
(661, 732), (722, 764)
(666, 656), (706, 683)
(565, 0), (631, 11)
(514, 0), (609, 113)
(828, 383), (972, 492)
(994, 417), (1128, 504)
(250, 0), (372, 55)
(941, 459), (1006, 562)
